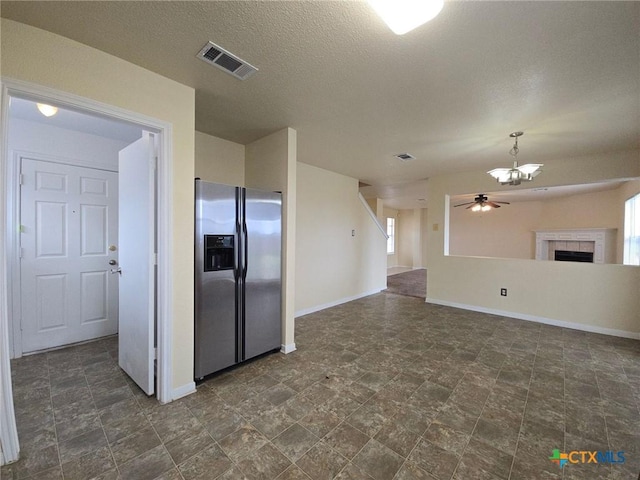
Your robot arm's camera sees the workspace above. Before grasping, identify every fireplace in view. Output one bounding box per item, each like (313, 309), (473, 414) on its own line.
(554, 250), (593, 263)
(534, 229), (617, 264)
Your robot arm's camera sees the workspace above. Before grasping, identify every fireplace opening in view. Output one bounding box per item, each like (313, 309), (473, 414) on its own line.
(554, 250), (594, 263)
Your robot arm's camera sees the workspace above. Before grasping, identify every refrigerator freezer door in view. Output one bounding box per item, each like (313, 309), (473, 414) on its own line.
(195, 180), (239, 378)
(243, 188), (282, 360)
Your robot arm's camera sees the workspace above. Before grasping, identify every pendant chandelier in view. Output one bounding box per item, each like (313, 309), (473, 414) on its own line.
(487, 132), (543, 186)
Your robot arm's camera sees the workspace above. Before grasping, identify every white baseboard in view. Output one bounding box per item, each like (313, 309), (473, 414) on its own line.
(425, 298), (640, 340)
(171, 381), (196, 401)
(295, 289), (383, 318)
(281, 343), (296, 354)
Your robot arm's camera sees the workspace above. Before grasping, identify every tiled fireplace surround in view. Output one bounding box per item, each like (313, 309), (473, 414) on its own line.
(535, 229), (617, 264)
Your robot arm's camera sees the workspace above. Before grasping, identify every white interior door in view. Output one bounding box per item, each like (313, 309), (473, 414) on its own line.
(20, 158), (118, 353)
(118, 132), (155, 395)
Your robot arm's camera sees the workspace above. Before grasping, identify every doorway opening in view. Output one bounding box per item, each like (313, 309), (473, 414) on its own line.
(0, 79), (178, 468)
(8, 97), (143, 354)
(0, 79), (173, 462)
(6, 94), (160, 393)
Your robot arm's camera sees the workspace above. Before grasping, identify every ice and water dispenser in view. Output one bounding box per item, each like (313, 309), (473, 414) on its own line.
(204, 235), (235, 271)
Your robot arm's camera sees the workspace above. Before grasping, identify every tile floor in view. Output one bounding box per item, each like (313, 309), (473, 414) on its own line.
(2, 293), (640, 480)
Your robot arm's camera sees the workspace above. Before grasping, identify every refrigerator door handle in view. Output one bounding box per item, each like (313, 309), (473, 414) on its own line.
(242, 221), (248, 279)
(234, 220), (241, 281)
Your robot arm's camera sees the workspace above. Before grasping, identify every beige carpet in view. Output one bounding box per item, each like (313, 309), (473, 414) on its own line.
(384, 268), (426, 298)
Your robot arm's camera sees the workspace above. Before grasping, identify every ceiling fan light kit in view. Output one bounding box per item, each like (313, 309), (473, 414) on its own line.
(471, 204), (491, 212)
(454, 194), (510, 212)
(487, 132), (543, 186)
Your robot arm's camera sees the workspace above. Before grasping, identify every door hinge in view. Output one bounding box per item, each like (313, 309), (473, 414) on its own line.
(153, 253), (158, 265)
(19, 247), (24, 259)
(18, 174), (24, 185)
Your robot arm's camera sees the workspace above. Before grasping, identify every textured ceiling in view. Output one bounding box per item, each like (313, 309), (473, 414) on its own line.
(2, 1), (639, 208)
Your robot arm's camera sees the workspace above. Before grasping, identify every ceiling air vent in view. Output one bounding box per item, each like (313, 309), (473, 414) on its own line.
(394, 153), (415, 162)
(196, 41), (258, 81)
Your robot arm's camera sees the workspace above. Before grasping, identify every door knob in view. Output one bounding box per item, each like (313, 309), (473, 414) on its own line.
(108, 259), (117, 266)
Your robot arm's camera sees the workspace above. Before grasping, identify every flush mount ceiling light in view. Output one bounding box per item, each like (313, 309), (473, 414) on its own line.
(367, 0), (444, 35)
(36, 103), (58, 117)
(487, 132), (543, 186)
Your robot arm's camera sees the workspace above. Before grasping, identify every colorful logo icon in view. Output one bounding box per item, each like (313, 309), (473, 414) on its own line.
(549, 449), (568, 468)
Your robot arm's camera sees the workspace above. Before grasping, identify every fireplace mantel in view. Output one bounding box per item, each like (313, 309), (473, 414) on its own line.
(534, 228), (617, 264)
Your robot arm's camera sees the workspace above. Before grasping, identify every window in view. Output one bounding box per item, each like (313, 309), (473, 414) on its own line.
(386, 217), (395, 254)
(624, 193), (640, 265)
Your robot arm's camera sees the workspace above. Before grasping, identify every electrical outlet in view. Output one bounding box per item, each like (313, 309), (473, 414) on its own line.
(500, 288), (507, 297)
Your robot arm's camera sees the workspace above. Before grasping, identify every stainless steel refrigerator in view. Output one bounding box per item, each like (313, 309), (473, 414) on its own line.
(195, 179), (282, 379)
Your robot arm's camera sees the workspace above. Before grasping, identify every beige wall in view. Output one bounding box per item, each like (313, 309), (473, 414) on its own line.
(245, 128), (297, 349)
(412, 209), (424, 268)
(2, 19), (196, 393)
(194, 131), (244, 186)
(450, 201), (543, 259)
(421, 208), (429, 266)
(295, 163), (386, 313)
(365, 198), (385, 224)
(366, 198), (376, 212)
(394, 208), (428, 268)
(384, 207), (399, 267)
(397, 210), (414, 267)
(375, 199), (384, 223)
(537, 188), (620, 230)
(427, 150), (640, 336)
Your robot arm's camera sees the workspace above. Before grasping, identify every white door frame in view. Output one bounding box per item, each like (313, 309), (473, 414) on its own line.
(0, 77), (175, 461)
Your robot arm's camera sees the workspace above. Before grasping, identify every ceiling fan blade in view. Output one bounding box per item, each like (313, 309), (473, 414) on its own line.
(494, 201), (511, 205)
(454, 202), (474, 207)
(487, 201), (501, 208)
(465, 204), (475, 209)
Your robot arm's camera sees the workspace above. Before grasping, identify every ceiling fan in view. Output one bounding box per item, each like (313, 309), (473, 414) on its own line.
(454, 194), (510, 212)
